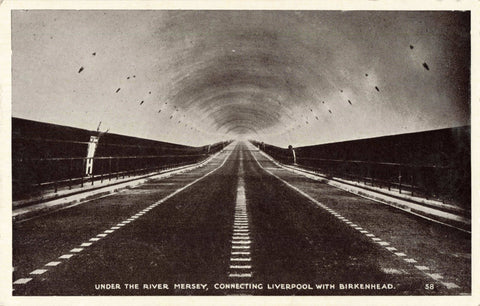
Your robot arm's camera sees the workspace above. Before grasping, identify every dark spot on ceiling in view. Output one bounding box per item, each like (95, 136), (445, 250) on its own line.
(116, 88), (121, 93)
(375, 86), (380, 92)
(423, 62), (430, 70)
(78, 66), (84, 73)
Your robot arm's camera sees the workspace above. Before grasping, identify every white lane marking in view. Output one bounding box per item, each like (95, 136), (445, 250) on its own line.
(230, 265), (252, 269)
(442, 282), (460, 289)
(378, 241), (390, 246)
(250, 147), (461, 290)
(59, 254), (74, 259)
(231, 258), (251, 261)
(404, 258), (417, 263)
(30, 269), (48, 275)
(372, 238), (381, 241)
(229, 273), (252, 278)
(45, 261), (61, 267)
(13, 148), (234, 288)
(228, 152), (254, 278)
(232, 241), (251, 244)
(13, 278), (32, 284)
(426, 273), (444, 280)
(80, 243), (92, 247)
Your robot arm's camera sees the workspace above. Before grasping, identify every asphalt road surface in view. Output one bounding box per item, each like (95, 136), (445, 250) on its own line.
(12, 142), (470, 295)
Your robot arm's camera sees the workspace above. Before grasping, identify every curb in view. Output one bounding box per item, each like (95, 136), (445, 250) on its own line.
(13, 151), (222, 222)
(257, 150), (470, 233)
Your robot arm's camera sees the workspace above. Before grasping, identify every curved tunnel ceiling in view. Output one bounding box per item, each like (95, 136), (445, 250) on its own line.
(12, 10), (470, 147)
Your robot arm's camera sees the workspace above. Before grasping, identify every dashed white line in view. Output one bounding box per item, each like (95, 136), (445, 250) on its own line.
(229, 273), (252, 278)
(13, 278), (32, 285)
(250, 147), (462, 291)
(231, 258), (251, 261)
(232, 240), (251, 245)
(13, 149), (234, 288)
(230, 265), (252, 269)
(30, 269), (47, 275)
(59, 254), (74, 259)
(228, 154), (253, 279)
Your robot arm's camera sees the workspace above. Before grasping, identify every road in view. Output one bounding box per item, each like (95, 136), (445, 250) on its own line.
(12, 142), (470, 295)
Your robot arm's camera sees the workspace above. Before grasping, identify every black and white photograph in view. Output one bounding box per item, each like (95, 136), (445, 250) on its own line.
(1, 1), (477, 305)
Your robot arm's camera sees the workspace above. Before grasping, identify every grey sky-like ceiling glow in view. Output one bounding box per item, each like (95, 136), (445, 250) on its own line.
(12, 10), (470, 147)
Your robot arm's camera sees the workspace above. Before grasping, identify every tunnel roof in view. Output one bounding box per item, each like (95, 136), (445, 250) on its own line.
(12, 10), (470, 147)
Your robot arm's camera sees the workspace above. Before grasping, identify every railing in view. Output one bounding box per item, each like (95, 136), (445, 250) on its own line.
(12, 136), (227, 201)
(252, 141), (469, 209)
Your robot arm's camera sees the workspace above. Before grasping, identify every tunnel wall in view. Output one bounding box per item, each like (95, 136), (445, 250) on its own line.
(12, 117), (228, 200)
(252, 126), (471, 209)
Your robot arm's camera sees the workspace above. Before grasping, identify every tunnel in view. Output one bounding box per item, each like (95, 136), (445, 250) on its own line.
(9, 9), (471, 297)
